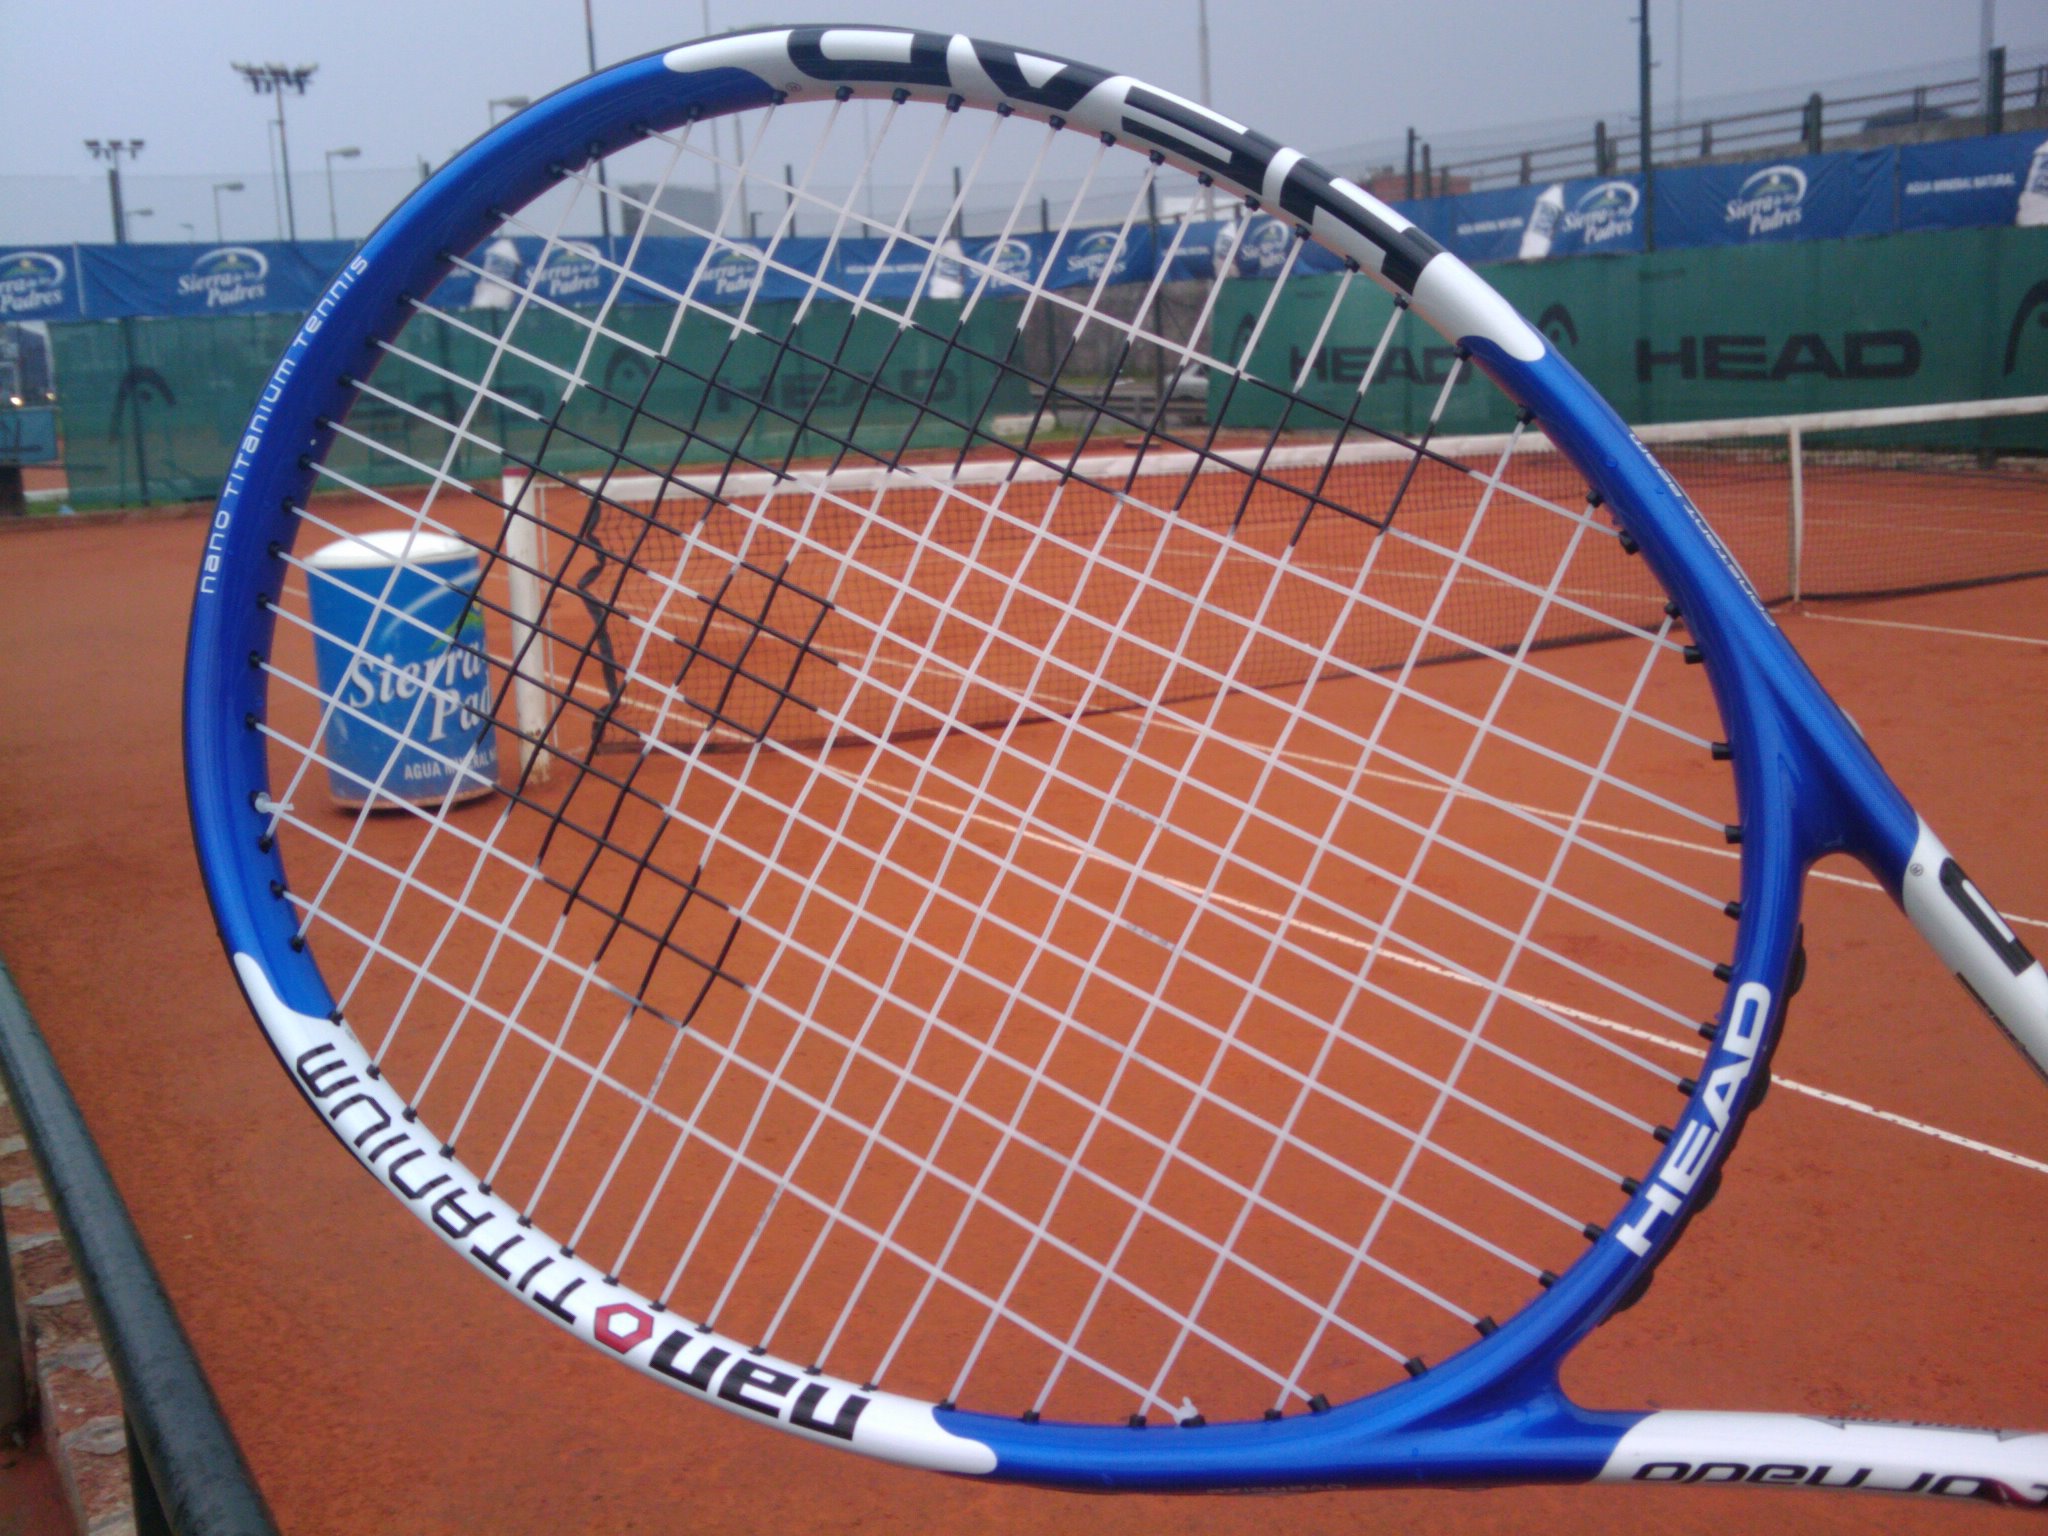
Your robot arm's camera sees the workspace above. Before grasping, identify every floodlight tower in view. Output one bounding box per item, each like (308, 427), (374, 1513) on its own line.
(233, 62), (319, 242)
(83, 138), (146, 244)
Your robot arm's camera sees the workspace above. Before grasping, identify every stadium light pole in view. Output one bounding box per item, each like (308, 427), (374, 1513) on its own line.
(489, 95), (531, 125)
(264, 121), (284, 238)
(211, 181), (245, 243)
(83, 138), (145, 245)
(581, 0), (613, 239)
(233, 63), (318, 243)
(324, 146), (360, 240)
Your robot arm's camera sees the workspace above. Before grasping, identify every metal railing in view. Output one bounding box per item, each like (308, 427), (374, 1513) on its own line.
(0, 958), (278, 1536)
(1350, 45), (2048, 196)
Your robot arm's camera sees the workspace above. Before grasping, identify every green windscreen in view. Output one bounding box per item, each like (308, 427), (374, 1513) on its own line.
(49, 297), (1033, 509)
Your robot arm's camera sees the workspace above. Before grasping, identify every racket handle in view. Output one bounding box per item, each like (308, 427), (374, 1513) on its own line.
(1598, 1410), (2048, 1504)
(1899, 822), (2048, 1083)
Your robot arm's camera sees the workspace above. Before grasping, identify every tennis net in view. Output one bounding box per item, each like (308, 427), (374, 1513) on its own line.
(497, 394), (2047, 759)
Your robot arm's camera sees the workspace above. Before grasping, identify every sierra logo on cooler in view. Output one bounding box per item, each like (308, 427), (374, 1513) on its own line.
(178, 246), (270, 309)
(1562, 181), (1639, 247)
(1726, 165), (1808, 237)
(336, 607), (493, 747)
(0, 251), (68, 318)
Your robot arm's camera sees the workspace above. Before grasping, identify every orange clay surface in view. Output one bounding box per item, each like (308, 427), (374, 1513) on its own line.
(0, 513), (2043, 1534)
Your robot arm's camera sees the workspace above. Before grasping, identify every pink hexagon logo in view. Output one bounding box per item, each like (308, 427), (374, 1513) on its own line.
(592, 1303), (655, 1354)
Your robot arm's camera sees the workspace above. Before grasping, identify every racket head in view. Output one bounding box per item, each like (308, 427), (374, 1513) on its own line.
(184, 26), (1837, 1489)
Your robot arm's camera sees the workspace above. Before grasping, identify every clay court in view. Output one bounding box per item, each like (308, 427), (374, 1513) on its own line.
(0, 498), (2043, 1532)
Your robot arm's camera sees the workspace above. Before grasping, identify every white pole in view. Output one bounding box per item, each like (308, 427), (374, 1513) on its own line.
(501, 468), (555, 775)
(1787, 425), (1805, 604)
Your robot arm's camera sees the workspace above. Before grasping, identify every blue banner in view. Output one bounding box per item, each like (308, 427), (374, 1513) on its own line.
(957, 224), (1164, 292)
(1435, 177), (1647, 264)
(1201, 214), (1351, 280)
(30, 129), (2048, 326)
(1654, 151), (1895, 249)
(437, 229), (1172, 314)
(1899, 131), (2048, 231)
(1437, 187), (1540, 265)
(78, 241), (356, 320)
(0, 247), (86, 322)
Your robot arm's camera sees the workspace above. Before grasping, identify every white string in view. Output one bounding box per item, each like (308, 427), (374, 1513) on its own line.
(260, 573), (1662, 1409)
(283, 481), (1733, 943)
(284, 456), (1712, 1179)
(256, 96), (1742, 1420)
(260, 782), (1506, 1389)
(284, 411), (1712, 1179)
(315, 408), (1730, 1003)
(335, 234), (1728, 1056)
(441, 226), (1696, 681)
(255, 666), (1648, 1228)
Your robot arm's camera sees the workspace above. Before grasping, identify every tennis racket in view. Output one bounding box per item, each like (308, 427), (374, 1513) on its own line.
(183, 26), (2048, 1503)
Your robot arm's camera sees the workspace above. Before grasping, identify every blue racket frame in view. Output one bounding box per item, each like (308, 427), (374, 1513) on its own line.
(184, 27), (2048, 1497)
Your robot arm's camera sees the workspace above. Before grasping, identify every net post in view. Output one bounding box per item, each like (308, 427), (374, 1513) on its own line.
(500, 467), (554, 777)
(1787, 425), (1805, 604)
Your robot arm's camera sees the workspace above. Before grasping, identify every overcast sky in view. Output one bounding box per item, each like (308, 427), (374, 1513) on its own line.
(4, 0), (2043, 241)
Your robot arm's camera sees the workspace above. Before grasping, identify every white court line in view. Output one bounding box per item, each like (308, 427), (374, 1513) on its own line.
(843, 770), (2048, 1180)
(1798, 609), (2048, 647)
